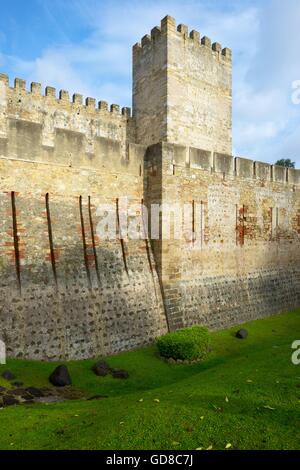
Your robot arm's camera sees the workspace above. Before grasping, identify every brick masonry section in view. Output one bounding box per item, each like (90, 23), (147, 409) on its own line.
(0, 188), (167, 360)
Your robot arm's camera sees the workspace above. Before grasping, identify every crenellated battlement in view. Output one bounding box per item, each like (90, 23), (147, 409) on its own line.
(150, 142), (300, 186)
(133, 15), (232, 62)
(0, 73), (132, 118)
(133, 16), (232, 151)
(0, 72), (136, 166)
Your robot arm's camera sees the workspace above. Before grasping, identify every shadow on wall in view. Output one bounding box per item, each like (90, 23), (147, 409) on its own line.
(0, 234), (167, 361)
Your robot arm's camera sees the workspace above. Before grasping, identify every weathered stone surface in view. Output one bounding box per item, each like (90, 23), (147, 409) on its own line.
(214, 153), (234, 175)
(145, 142), (300, 333)
(2, 395), (19, 407)
(190, 148), (212, 171)
(49, 366), (72, 387)
(272, 165), (286, 183)
(235, 157), (254, 179)
(254, 161), (271, 181)
(133, 18), (232, 153)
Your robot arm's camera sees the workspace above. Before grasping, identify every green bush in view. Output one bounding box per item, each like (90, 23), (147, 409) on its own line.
(156, 326), (211, 362)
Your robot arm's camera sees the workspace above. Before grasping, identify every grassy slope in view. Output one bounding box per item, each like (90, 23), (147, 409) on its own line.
(0, 310), (299, 450)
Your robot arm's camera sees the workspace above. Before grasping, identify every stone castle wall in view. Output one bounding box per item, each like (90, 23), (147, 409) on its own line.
(0, 15), (299, 360)
(0, 154), (167, 360)
(0, 74), (168, 359)
(144, 143), (300, 332)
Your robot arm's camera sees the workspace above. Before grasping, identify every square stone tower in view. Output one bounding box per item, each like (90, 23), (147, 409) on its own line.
(133, 15), (232, 154)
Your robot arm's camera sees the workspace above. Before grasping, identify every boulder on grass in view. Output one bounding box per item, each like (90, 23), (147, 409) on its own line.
(1, 370), (16, 381)
(236, 329), (248, 339)
(2, 395), (19, 407)
(111, 369), (129, 379)
(49, 365), (72, 387)
(92, 362), (111, 377)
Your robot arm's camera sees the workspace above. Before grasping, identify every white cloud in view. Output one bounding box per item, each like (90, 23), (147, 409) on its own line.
(233, 0), (300, 164)
(1, 0), (256, 102)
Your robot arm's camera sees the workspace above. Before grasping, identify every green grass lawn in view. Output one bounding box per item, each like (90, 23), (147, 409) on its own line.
(0, 310), (299, 450)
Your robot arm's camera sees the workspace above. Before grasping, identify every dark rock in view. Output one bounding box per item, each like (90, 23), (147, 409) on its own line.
(236, 329), (248, 339)
(2, 395), (19, 407)
(49, 365), (72, 387)
(111, 369), (129, 379)
(92, 362), (111, 377)
(0, 386), (6, 393)
(20, 393), (34, 401)
(25, 387), (45, 398)
(1, 370), (16, 381)
(12, 381), (24, 387)
(7, 388), (27, 396)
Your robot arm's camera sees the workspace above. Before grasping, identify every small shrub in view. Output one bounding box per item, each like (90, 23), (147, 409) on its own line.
(156, 326), (211, 362)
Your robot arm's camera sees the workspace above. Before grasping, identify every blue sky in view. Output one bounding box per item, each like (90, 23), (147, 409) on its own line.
(0, 0), (299, 166)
